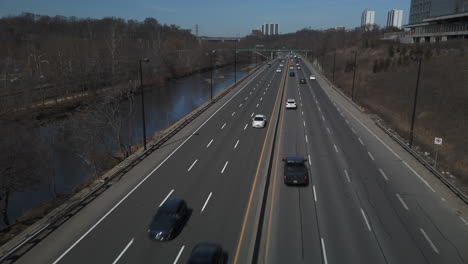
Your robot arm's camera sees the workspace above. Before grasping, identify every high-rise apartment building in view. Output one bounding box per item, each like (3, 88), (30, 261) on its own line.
(387, 9), (404, 29)
(261, 23), (279, 35)
(361, 9), (375, 29)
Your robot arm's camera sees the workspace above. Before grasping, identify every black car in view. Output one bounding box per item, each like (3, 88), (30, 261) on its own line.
(283, 156), (309, 185)
(187, 243), (225, 264)
(289, 71), (295, 77)
(148, 198), (188, 241)
(299, 78), (306, 84)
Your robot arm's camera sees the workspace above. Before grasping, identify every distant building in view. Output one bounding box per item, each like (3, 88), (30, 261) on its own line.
(405, 0), (468, 43)
(387, 9), (404, 29)
(261, 23), (279, 35)
(251, 29), (262, 37)
(361, 9), (376, 30)
(335, 26), (345, 31)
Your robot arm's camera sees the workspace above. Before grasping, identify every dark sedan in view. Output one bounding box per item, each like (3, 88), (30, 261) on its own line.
(299, 78), (306, 84)
(147, 198), (188, 241)
(283, 156), (309, 185)
(187, 243), (225, 264)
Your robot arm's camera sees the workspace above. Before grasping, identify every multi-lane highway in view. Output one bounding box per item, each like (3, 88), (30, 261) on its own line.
(15, 59), (286, 263)
(258, 57), (468, 264)
(12, 55), (468, 264)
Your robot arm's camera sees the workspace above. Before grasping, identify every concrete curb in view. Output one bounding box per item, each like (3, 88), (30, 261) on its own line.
(0, 63), (267, 264)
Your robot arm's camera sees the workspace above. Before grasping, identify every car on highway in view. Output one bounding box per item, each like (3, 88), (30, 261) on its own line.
(147, 198), (189, 241)
(276, 68), (282, 73)
(309, 75), (316, 80)
(299, 78), (306, 84)
(279, 63), (284, 67)
(285, 99), (297, 109)
(187, 243), (225, 264)
(289, 72), (295, 77)
(252, 114), (267, 128)
(297, 66), (301, 70)
(289, 66), (294, 70)
(282, 156), (309, 185)
(296, 63), (299, 66)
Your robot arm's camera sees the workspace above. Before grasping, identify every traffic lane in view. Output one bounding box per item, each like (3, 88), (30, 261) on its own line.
(298, 65), (427, 263)
(266, 74), (322, 264)
(300, 65), (467, 263)
(47, 65), (278, 264)
(114, 64), (285, 263)
(297, 72), (387, 264)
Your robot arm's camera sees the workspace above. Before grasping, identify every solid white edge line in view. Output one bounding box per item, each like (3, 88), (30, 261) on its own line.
(344, 170), (351, 183)
(321, 238), (328, 264)
(221, 161), (229, 174)
(395, 193), (410, 211)
(378, 168), (389, 181)
(160, 189), (175, 207)
(313, 185), (317, 202)
(360, 208), (372, 231)
(368, 151), (375, 161)
(332, 97), (437, 193)
(112, 238), (134, 264)
(201, 192), (213, 212)
(187, 159), (198, 172)
(51, 63), (268, 264)
(206, 139), (214, 148)
(420, 228), (440, 254)
(234, 140), (240, 149)
(173, 245), (185, 264)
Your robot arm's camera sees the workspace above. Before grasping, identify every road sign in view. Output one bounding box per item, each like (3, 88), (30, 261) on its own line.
(434, 137), (443, 145)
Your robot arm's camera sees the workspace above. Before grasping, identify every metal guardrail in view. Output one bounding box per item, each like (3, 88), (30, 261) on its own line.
(0, 63), (267, 264)
(376, 120), (468, 205)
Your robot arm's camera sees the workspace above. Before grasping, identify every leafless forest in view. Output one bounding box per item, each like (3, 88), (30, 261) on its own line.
(0, 13), (252, 229)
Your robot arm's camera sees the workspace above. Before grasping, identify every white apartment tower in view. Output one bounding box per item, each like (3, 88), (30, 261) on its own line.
(387, 9), (404, 29)
(361, 9), (375, 30)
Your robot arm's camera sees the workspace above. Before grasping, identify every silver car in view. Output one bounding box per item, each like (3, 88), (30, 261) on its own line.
(252, 114), (267, 128)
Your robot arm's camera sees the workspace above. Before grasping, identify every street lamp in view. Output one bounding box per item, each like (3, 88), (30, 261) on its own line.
(210, 50), (216, 101)
(234, 43), (238, 83)
(139, 58), (150, 150)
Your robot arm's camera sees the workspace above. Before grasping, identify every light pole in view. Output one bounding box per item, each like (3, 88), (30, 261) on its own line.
(409, 57), (422, 148)
(332, 49), (336, 83)
(351, 50), (358, 101)
(210, 50), (216, 101)
(234, 43), (238, 83)
(139, 58), (150, 150)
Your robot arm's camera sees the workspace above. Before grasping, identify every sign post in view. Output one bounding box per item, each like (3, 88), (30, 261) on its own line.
(434, 137), (443, 169)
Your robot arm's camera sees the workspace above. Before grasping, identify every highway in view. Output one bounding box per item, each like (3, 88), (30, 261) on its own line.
(258, 57), (468, 264)
(15, 59), (286, 263)
(12, 55), (468, 264)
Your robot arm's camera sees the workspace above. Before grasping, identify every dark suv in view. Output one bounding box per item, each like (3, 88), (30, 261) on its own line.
(283, 156), (309, 185)
(147, 198), (189, 241)
(299, 78), (306, 84)
(289, 71), (295, 77)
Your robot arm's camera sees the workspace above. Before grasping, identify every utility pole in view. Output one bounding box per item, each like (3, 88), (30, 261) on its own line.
(409, 57), (422, 148)
(332, 49), (336, 83)
(139, 58), (150, 150)
(351, 50), (358, 101)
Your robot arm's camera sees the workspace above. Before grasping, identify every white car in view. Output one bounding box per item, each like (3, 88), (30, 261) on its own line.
(286, 99), (297, 109)
(309, 75), (316, 80)
(252, 114), (267, 128)
(276, 68), (282, 73)
(297, 66), (301, 70)
(280, 63), (284, 67)
(289, 66), (294, 70)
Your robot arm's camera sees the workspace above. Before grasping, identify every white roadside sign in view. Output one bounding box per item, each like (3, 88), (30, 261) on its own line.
(434, 137), (443, 145)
